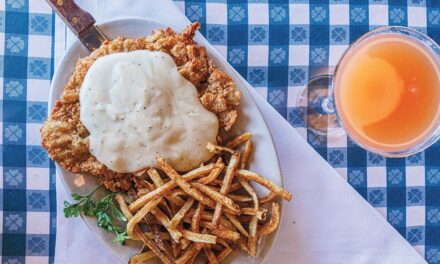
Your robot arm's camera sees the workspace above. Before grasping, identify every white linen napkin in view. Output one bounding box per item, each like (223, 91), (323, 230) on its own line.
(54, 1), (427, 263)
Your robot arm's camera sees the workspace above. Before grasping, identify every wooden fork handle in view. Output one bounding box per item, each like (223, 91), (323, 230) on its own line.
(46, 0), (96, 37)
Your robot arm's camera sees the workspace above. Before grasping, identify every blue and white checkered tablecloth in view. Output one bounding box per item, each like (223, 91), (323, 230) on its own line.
(1, 0), (440, 263)
(0, 0), (57, 263)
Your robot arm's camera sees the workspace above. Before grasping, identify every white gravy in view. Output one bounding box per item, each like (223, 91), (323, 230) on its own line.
(80, 50), (219, 173)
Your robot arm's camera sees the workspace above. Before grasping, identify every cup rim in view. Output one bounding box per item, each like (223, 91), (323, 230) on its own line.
(332, 26), (440, 157)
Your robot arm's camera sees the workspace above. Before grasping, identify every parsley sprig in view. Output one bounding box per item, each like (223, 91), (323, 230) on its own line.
(63, 187), (130, 244)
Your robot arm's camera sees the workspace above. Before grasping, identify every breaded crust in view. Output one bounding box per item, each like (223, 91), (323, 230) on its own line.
(41, 23), (241, 191)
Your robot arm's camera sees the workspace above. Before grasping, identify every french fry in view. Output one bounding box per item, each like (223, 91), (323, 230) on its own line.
(168, 198), (194, 228)
(212, 152), (241, 228)
(226, 132), (252, 148)
(225, 213), (249, 237)
(237, 238), (252, 255)
(175, 245), (199, 264)
(181, 238), (190, 250)
(146, 226), (168, 250)
(185, 211), (236, 230)
(239, 179), (259, 257)
(229, 182), (243, 193)
(185, 219), (236, 235)
(204, 247), (219, 264)
(183, 217), (235, 231)
(160, 240), (175, 262)
(127, 197), (162, 238)
(141, 179), (174, 218)
(129, 163), (213, 212)
(164, 193), (185, 207)
(216, 247), (233, 262)
(143, 232), (171, 241)
(115, 195), (131, 219)
(248, 222), (258, 257)
(216, 238), (230, 249)
(240, 140), (253, 169)
(258, 202), (280, 236)
(198, 158), (224, 185)
(129, 251), (156, 264)
(192, 202), (204, 250)
(157, 157), (216, 208)
(241, 207), (268, 221)
(129, 181), (176, 212)
(238, 180), (259, 208)
(143, 180), (156, 192)
(160, 200), (174, 219)
(202, 228), (211, 248)
(237, 169), (292, 201)
(179, 228), (217, 244)
(151, 207), (182, 243)
(188, 249), (201, 264)
(207, 179), (224, 186)
(116, 194), (143, 242)
(212, 226), (240, 241)
(192, 182), (241, 215)
(115, 196), (172, 264)
(207, 142), (235, 154)
(146, 218), (162, 226)
(134, 168), (148, 177)
(147, 168), (164, 186)
(164, 192), (187, 211)
(228, 193), (253, 202)
(171, 240), (180, 258)
(259, 192), (278, 204)
(191, 203), (204, 232)
(137, 188), (149, 197)
(128, 221), (173, 264)
(188, 248), (200, 264)
(166, 191), (187, 207)
(213, 217), (236, 231)
(171, 189), (189, 197)
(182, 163), (215, 179)
(169, 201), (180, 218)
(211, 182), (242, 193)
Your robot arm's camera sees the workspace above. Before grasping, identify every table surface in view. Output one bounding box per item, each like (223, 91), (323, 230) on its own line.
(1, 0), (440, 263)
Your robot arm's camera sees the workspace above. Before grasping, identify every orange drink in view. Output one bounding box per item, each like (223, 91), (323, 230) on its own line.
(334, 29), (440, 154)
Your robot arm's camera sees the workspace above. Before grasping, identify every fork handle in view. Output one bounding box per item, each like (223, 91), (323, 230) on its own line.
(46, 0), (96, 37)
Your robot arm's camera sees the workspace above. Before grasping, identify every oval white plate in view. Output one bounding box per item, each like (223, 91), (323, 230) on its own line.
(49, 18), (282, 264)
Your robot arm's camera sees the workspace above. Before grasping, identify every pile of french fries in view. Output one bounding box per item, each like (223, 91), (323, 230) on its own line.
(115, 132), (292, 264)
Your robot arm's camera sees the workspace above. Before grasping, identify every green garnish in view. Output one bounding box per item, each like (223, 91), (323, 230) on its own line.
(63, 186), (130, 245)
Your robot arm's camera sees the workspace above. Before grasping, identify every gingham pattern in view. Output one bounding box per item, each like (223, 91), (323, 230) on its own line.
(1, 0), (440, 263)
(0, 0), (57, 263)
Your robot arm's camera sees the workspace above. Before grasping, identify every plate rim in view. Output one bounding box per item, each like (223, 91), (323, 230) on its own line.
(49, 17), (283, 264)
